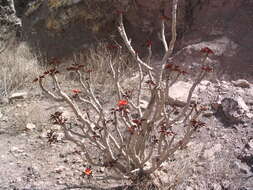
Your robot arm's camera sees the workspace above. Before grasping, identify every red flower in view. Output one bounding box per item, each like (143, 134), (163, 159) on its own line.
(165, 63), (174, 69)
(200, 47), (214, 55)
(127, 126), (136, 134)
(44, 71), (50, 75)
(77, 64), (85, 68)
(32, 78), (39, 83)
(84, 168), (92, 176)
(146, 40), (152, 47)
(172, 65), (181, 72)
(85, 69), (93, 73)
(72, 89), (81, 94)
(107, 44), (118, 50)
(145, 80), (156, 86)
(116, 10), (124, 15)
(39, 75), (45, 79)
(180, 70), (188, 75)
(201, 66), (213, 72)
(190, 119), (206, 128)
(132, 119), (142, 126)
(160, 15), (169, 20)
(117, 100), (128, 107)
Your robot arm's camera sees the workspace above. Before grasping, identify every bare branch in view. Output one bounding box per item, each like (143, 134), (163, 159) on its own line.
(118, 13), (153, 71)
(39, 78), (63, 101)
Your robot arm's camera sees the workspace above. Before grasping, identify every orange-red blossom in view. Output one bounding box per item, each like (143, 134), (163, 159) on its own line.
(117, 100), (128, 107)
(72, 89), (81, 94)
(84, 168), (92, 176)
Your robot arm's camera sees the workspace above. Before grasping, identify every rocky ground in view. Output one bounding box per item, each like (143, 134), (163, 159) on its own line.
(0, 76), (252, 190)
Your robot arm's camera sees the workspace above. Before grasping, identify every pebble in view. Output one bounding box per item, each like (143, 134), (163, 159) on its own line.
(26, 123), (36, 130)
(54, 165), (66, 174)
(9, 91), (28, 100)
(232, 79), (251, 88)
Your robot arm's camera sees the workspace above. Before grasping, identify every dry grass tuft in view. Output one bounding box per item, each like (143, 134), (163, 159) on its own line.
(0, 42), (40, 96)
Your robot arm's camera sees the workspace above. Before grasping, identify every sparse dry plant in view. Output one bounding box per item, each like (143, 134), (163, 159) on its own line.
(34, 0), (215, 187)
(0, 42), (39, 96)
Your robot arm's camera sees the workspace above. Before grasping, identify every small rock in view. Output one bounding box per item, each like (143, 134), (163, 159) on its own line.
(16, 104), (22, 108)
(9, 91), (28, 100)
(26, 123), (36, 130)
(168, 81), (197, 107)
(56, 132), (65, 141)
(232, 79), (251, 88)
(54, 165), (66, 174)
(140, 100), (148, 109)
(11, 146), (24, 153)
(0, 111), (3, 119)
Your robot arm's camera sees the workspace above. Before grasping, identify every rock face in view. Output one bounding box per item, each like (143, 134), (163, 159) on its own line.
(5, 0), (253, 78)
(0, 0), (20, 53)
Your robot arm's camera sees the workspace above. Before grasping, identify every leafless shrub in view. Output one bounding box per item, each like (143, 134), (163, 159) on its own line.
(34, 0), (215, 187)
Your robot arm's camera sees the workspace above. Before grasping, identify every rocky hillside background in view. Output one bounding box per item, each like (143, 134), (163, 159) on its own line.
(0, 0), (253, 79)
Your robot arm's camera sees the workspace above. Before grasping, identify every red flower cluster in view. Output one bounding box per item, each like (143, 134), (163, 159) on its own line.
(66, 64), (85, 71)
(33, 68), (60, 82)
(127, 125), (136, 134)
(145, 80), (156, 86)
(132, 119), (145, 126)
(201, 66), (213, 72)
(160, 15), (169, 20)
(200, 47), (214, 55)
(159, 126), (175, 136)
(72, 89), (81, 94)
(190, 119), (206, 129)
(146, 40), (152, 47)
(116, 10), (124, 15)
(107, 44), (119, 50)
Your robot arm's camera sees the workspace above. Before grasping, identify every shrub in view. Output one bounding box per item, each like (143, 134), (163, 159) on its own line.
(34, 0), (214, 187)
